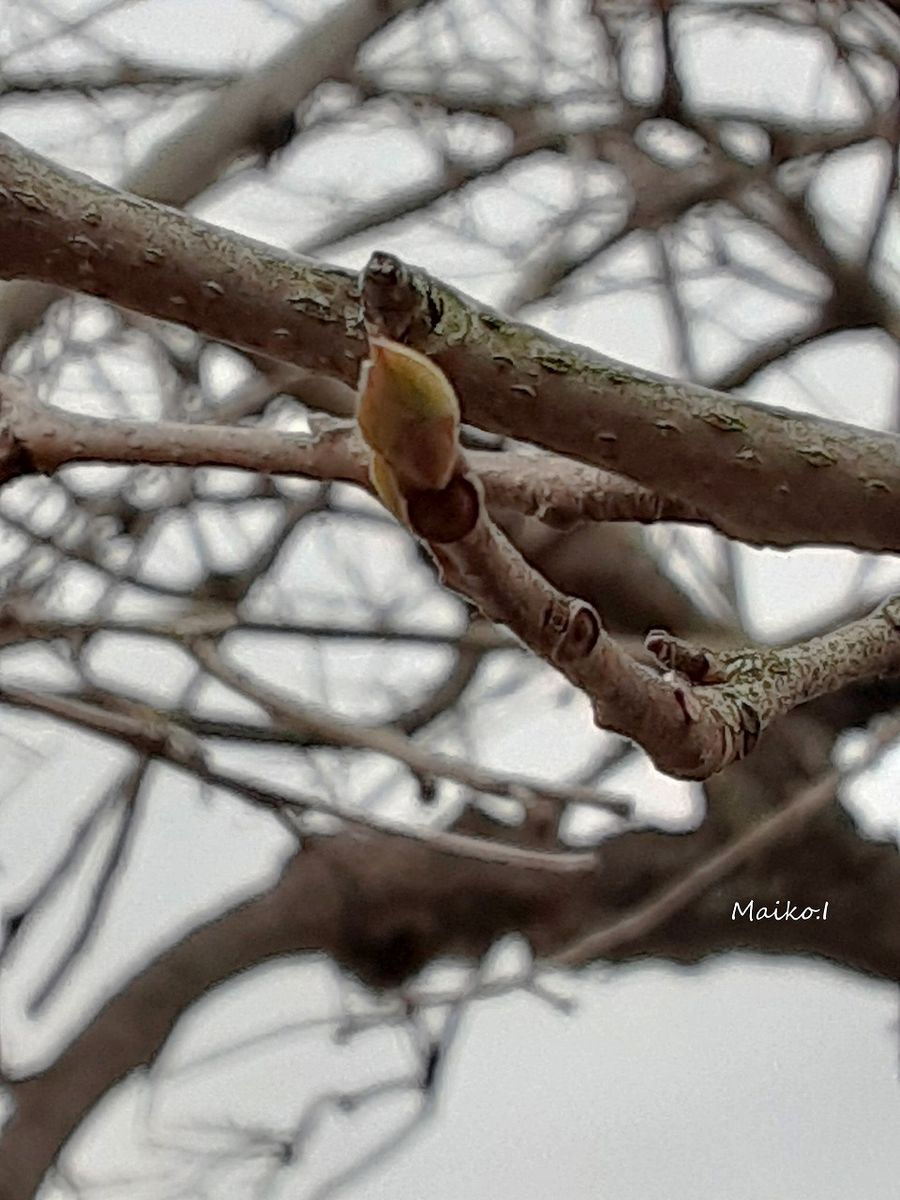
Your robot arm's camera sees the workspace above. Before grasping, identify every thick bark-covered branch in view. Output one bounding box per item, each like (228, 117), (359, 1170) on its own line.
(0, 0), (427, 351)
(0, 134), (364, 380)
(1, 135), (898, 551)
(360, 253), (900, 553)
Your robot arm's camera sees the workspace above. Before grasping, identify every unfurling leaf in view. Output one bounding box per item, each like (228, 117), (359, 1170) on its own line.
(357, 335), (460, 493)
(368, 451), (408, 521)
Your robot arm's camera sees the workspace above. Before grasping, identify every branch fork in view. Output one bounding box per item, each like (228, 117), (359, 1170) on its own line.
(357, 257), (900, 780)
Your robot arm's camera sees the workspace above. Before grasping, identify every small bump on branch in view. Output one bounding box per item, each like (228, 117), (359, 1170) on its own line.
(360, 251), (442, 344)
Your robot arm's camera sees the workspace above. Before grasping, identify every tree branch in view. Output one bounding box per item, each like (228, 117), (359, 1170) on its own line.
(3, 763), (900, 1199)
(1, 135), (898, 551)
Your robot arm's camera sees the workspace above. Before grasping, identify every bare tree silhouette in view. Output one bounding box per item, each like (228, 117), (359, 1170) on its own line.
(0, 1), (899, 1197)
